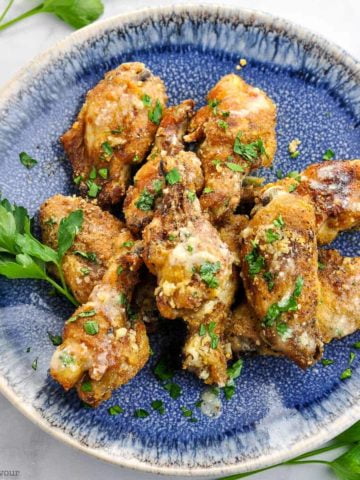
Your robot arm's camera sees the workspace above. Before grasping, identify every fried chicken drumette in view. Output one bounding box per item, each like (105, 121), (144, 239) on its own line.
(40, 194), (132, 304)
(254, 160), (360, 244)
(240, 193), (323, 368)
(61, 62), (167, 207)
(143, 185), (236, 386)
(50, 240), (149, 406)
(124, 100), (196, 233)
(184, 74), (276, 222)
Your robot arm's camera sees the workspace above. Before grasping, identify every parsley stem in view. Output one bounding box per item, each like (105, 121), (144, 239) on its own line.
(0, 0), (14, 23)
(0, 4), (44, 32)
(45, 275), (79, 307)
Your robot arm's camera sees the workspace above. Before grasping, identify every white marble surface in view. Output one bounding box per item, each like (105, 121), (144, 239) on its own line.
(0, 1), (358, 479)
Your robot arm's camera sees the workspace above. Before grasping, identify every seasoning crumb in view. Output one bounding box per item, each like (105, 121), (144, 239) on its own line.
(288, 138), (301, 158)
(235, 65), (241, 70)
(239, 58), (247, 67)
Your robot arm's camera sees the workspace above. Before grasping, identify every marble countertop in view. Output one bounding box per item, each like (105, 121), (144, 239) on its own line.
(0, 1), (358, 479)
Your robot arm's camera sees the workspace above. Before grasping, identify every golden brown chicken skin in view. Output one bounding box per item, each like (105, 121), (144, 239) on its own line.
(184, 74), (276, 222)
(50, 240), (149, 406)
(40, 194), (132, 304)
(240, 193), (323, 368)
(61, 62), (167, 207)
(317, 249), (360, 343)
(254, 160), (360, 244)
(143, 185), (236, 385)
(218, 213), (249, 265)
(124, 100), (196, 234)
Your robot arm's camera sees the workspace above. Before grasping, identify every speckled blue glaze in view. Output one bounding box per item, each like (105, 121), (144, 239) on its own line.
(0, 5), (359, 477)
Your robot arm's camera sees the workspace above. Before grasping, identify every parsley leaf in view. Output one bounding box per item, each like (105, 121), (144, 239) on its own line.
(233, 133), (266, 161)
(198, 261), (221, 288)
(165, 168), (181, 185)
(217, 119), (228, 130)
(135, 189), (155, 211)
(57, 210), (84, 260)
(19, 152), (37, 169)
(245, 243), (265, 276)
(47, 331), (62, 346)
(108, 404), (124, 415)
(225, 162), (244, 172)
(141, 94), (152, 107)
(134, 408), (149, 418)
(265, 229), (280, 243)
(263, 276), (304, 327)
(148, 100), (163, 125)
(323, 149), (335, 161)
(151, 400), (165, 414)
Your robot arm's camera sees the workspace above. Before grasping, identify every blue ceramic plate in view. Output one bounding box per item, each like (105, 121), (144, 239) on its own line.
(0, 5), (359, 476)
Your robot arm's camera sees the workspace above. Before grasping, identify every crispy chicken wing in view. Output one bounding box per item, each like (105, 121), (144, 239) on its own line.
(124, 100), (195, 233)
(50, 240), (149, 406)
(317, 249), (360, 343)
(184, 74), (276, 222)
(218, 213), (249, 265)
(240, 193), (323, 367)
(143, 185), (236, 385)
(61, 62), (167, 207)
(227, 249), (360, 357)
(40, 194), (131, 304)
(255, 160), (360, 244)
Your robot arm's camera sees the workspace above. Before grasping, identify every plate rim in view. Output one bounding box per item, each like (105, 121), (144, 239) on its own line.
(0, 3), (359, 476)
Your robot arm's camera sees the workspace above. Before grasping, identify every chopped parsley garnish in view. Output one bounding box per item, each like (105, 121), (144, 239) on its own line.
(32, 358), (38, 370)
(133, 154), (140, 163)
(59, 352), (75, 367)
(134, 409), (149, 418)
(148, 100), (163, 125)
(165, 168), (181, 185)
(321, 359), (334, 366)
(287, 171), (301, 182)
(187, 245), (193, 252)
(164, 382), (181, 399)
(195, 400), (202, 408)
(81, 381), (92, 392)
(180, 406), (193, 417)
(217, 119), (228, 130)
(83, 320), (99, 335)
(89, 166), (97, 179)
(203, 187), (213, 193)
(263, 276), (304, 327)
(349, 352), (356, 364)
(19, 152), (38, 169)
(67, 309), (96, 324)
(245, 243), (265, 276)
(263, 271), (275, 292)
(221, 110), (230, 117)
(340, 368), (352, 380)
(152, 179), (163, 194)
(118, 292), (128, 306)
(288, 183), (298, 192)
(101, 141), (113, 157)
(122, 241), (134, 248)
(47, 331), (62, 346)
(108, 405), (124, 415)
(318, 261), (326, 270)
(199, 321), (219, 349)
(73, 175), (83, 185)
(353, 342), (360, 349)
(80, 266), (90, 275)
(223, 358), (244, 400)
(154, 358), (174, 381)
(276, 169), (284, 179)
(74, 251), (98, 263)
(141, 94), (152, 107)
(187, 190), (196, 202)
(168, 234), (177, 241)
(117, 266), (124, 275)
(26, 347), (31, 353)
(276, 322), (289, 337)
(198, 261), (221, 288)
(151, 400), (165, 414)
(322, 149), (335, 161)
(110, 126), (123, 135)
(208, 98), (220, 114)
(86, 180), (101, 198)
(233, 133), (266, 162)
(98, 168), (108, 179)
(225, 162), (244, 172)
(273, 215), (285, 229)
(135, 189), (155, 211)
(290, 151), (300, 159)
(265, 229), (280, 243)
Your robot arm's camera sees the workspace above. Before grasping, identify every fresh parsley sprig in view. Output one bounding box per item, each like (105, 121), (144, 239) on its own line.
(0, 198), (82, 306)
(217, 421), (360, 479)
(0, 0), (104, 32)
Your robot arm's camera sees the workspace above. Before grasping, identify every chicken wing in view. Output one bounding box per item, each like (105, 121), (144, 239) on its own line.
(61, 62), (167, 207)
(124, 100), (195, 233)
(317, 249), (360, 343)
(50, 240), (149, 406)
(40, 194), (132, 304)
(184, 74), (276, 222)
(255, 160), (360, 244)
(143, 185), (236, 385)
(218, 213), (249, 265)
(240, 193), (323, 368)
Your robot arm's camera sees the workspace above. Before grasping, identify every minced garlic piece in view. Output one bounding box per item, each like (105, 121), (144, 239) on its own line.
(288, 138), (301, 157)
(239, 58), (247, 67)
